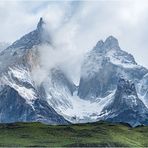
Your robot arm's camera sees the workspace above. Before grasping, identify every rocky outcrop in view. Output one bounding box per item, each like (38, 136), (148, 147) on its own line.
(100, 78), (148, 126)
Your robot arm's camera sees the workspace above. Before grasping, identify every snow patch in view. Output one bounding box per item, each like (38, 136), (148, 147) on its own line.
(45, 77), (115, 123)
(107, 49), (138, 68)
(62, 91), (114, 122)
(0, 67), (37, 106)
(8, 67), (34, 85)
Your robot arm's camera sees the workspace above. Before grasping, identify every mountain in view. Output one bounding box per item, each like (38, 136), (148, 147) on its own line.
(0, 18), (69, 124)
(41, 35), (148, 126)
(76, 36), (148, 126)
(99, 77), (148, 127)
(0, 18), (148, 126)
(0, 17), (48, 73)
(78, 36), (147, 100)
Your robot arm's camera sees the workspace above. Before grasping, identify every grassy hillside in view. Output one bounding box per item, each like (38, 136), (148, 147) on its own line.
(0, 121), (147, 147)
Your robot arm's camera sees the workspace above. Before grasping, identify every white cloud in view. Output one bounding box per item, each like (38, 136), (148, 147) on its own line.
(0, 0), (148, 81)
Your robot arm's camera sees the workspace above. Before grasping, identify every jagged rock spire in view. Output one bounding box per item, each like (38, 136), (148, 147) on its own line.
(104, 35), (119, 49)
(95, 40), (104, 48)
(37, 17), (45, 31)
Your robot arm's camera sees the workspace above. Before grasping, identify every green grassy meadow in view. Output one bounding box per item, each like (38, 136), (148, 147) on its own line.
(0, 121), (147, 147)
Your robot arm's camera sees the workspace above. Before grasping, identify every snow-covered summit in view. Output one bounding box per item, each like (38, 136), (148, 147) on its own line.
(93, 36), (136, 64)
(9, 17), (47, 50)
(78, 36), (147, 100)
(104, 35), (119, 50)
(0, 17), (50, 73)
(94, 36), (119, 53)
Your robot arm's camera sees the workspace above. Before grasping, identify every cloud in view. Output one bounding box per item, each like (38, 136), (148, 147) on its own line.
(0, 0), (148, 83)
(33, 2), (83, 85)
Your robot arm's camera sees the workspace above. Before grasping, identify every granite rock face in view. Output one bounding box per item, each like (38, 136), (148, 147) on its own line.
(99, 78), (148, 127)
(0, 85), (68, 124)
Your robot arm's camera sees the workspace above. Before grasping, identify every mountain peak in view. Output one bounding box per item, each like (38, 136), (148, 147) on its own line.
(94, 35), (120, 53)
(104, 35), (119, 49)
(96, 40), (104, 48)
(37, 17), (45, 31)
(105, 35), (118, 43)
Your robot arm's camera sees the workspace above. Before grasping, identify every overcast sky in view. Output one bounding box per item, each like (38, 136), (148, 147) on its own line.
(0, 0), (148, 69)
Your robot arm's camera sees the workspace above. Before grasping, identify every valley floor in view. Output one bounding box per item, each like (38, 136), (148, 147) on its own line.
(0, 121), (147, 147)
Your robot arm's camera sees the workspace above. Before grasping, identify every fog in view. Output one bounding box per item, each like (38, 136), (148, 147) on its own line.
(1, 1), (148, 85)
